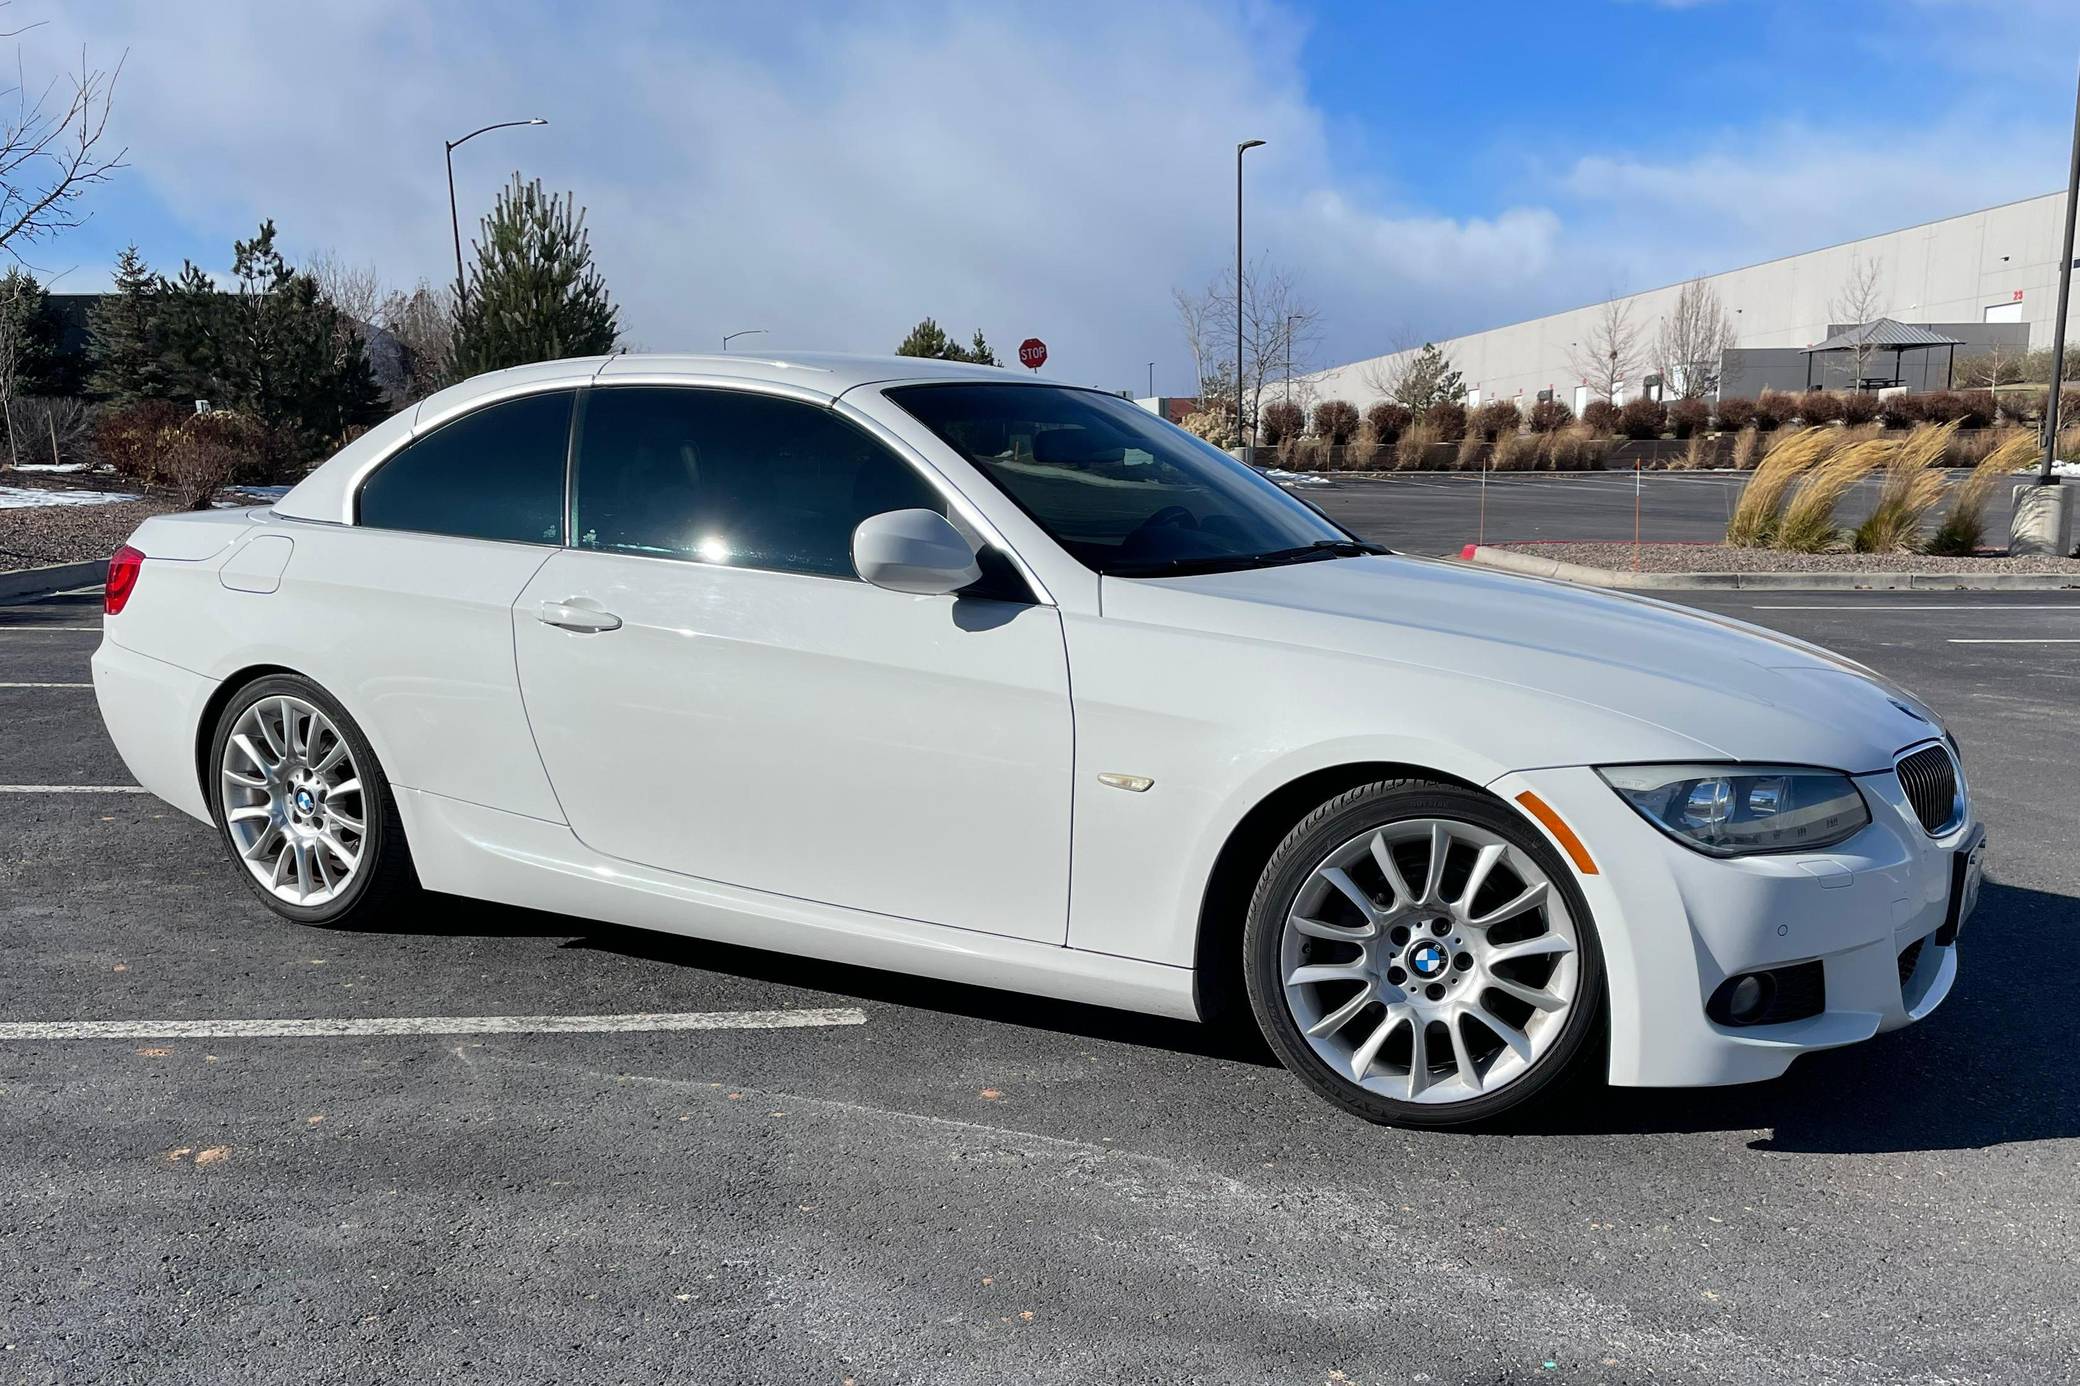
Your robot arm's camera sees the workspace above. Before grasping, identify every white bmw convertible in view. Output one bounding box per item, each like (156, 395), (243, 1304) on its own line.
(92, 353), (1983, 1125)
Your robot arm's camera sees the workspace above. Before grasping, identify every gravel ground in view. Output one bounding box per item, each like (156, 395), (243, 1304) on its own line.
(0, 469), (182, 572)
(1494, 540), (2080, 575)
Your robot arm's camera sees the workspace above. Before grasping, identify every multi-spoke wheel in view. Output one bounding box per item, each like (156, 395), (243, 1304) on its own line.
(1244, 778), (1604, 1127)
(208, 674), (416, 924)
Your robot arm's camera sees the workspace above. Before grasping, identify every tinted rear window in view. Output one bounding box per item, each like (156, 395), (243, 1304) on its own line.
(358, 390), (573, 544)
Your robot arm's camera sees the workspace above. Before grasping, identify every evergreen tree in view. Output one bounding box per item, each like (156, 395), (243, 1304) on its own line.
(87, 245), (166, 403)
(218, 221), (384, 465)
(1390, 343), (1466, 412)
(151, 223), (384, 468)
(155, 260), (226, 406)
(0, 269), (63, 395)
(895, 317), (997, 364)
(451, 174), (620, 376)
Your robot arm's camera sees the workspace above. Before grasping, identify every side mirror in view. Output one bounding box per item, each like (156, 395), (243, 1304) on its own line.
(852, 508), (983, 595)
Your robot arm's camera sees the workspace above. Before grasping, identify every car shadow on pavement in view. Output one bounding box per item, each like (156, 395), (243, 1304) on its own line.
(1516, 880), (2078, 1152)
(546, 911), (1279, 1067)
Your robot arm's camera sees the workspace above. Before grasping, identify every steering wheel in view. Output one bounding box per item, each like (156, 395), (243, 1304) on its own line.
(1141, 505), (1198, 531)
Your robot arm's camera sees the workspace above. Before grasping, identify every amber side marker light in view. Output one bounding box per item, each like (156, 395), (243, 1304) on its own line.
(1515, 790), (1598, 876)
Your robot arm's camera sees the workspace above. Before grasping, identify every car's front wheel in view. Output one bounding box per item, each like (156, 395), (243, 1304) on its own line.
(1244, 778), (1605, 1127)
(208, 674), (417, 925)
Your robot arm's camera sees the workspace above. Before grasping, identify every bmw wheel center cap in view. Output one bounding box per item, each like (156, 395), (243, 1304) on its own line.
(1410, 940), (1448, 979)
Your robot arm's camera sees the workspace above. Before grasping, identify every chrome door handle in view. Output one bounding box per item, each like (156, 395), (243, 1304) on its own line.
(538, 598), (623, 633)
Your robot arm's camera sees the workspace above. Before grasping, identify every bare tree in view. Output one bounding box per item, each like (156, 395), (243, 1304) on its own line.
(1653, 278), (1735, 399)
(376, 279), (454, 401)
(306, 251), (385, 328)
(1827, 252), (1887, 388)
(1172, 285), (1217, 403)
(1567, 297), (1645, 403)
(1353, 323), (1421, 403)
(0, 10), (124, 262)
(1172, 257), (1321, 442)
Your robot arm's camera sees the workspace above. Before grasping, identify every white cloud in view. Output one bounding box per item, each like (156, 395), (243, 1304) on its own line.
(11, 1), (2072, 389)
(14, 0), (1577, 391)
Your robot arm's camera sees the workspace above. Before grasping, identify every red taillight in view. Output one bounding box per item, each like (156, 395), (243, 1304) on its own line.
(105, 544), (144, 616)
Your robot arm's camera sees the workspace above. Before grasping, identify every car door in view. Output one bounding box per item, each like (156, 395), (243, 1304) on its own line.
(511, 383), (1074, 943)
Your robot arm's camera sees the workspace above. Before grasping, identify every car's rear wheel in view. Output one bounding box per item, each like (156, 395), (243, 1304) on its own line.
(1243, 778), (1604, 1127)
(208, 674), (417, 925)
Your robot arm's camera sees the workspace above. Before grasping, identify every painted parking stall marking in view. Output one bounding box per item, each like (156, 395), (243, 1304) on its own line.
(0, 784), (147, 793)
(0, 1007), (869, 1041)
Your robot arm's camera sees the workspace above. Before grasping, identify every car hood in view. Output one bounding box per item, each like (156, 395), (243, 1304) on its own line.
(1102, 554), (1940, 774)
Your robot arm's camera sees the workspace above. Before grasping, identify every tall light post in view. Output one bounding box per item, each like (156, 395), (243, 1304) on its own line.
(1286, 312), (1301, 410)
(446, 117), (548, 312)
(722, 329), (768, 352)
(2041, 62), (2080, 484)
(1237, 138), (1265, 456)
(1147, 362), (1155, 399)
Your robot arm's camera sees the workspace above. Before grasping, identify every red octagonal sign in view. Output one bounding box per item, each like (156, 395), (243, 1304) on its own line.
(1017, 337), (1048, 370)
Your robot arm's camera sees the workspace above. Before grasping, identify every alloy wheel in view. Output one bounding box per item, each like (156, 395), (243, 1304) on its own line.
(218, 694), (367, 907)
(1279, 817), (1581, 1105)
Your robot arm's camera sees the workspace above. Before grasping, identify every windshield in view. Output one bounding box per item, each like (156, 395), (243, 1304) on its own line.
(884, 383), (1372, 577)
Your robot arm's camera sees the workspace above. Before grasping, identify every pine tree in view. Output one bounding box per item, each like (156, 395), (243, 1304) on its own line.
(87, 245), (166, 403)
(1390, 343), (1466, 412)
(451, 174), (620, 376)
(217, 221), (384, 466)
(151, 222), (385, 469)
(155, 260), (225, 406)
(896, 317), (997, 365)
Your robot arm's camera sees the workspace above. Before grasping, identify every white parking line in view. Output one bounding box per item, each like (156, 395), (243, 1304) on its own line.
(0, 1006), (869, 1040)
(0, 681), (92, 687)
(0, 784), (146, 793)
(1947, 638), (2080, 644)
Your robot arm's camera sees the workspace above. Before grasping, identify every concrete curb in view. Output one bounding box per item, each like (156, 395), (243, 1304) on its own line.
(0, 560), (106, 603)
(1459, 544), (2080, 591)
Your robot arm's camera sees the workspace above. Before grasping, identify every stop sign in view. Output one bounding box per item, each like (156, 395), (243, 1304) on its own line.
(1017, 337), (1048, 370)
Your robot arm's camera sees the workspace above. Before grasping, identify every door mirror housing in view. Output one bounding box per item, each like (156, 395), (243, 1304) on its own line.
(852, 508), (983, 595)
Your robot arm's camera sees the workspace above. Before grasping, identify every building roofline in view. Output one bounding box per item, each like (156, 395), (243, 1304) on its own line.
(1327, 187), (2065, 373)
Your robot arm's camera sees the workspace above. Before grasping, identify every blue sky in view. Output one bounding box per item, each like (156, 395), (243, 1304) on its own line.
(16, 1), (2077, 393)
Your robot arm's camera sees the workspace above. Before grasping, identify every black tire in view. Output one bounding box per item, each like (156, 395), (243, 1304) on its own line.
(206, 673), (418, 926)
(1242, 778), (1606, 1128)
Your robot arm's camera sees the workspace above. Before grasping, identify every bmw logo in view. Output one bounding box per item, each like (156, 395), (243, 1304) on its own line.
(294, 789), (316, 814)
(1409, 940), (1449, 979)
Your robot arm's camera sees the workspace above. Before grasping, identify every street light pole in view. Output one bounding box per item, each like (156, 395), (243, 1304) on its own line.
(1148, 362), (1154, 399)
(722, 329), (768, 352)
(445, 117), (548, 313)
(1237, 139), (1265, 458)
(2041, 62), (2080, 484)
(1286, 312), (1300, 410)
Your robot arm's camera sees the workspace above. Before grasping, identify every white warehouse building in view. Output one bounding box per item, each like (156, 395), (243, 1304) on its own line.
(1308, 190), (2072, 413)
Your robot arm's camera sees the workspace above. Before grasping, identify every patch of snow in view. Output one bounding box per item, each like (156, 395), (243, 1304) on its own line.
(11, 462), (90, 473)
(1261, 467), (1331, 487)
(229, 484), (293, 497)
(0, 485), (139, 509)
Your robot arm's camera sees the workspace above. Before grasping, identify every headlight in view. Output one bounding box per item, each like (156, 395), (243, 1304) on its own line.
(1596, 764), (1870, 857)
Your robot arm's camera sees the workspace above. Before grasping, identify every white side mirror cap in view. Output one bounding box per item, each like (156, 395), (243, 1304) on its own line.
(852, 508), (983, 595)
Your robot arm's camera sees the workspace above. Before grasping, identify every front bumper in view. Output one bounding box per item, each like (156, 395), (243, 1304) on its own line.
(1491, 761), (1976, 1088)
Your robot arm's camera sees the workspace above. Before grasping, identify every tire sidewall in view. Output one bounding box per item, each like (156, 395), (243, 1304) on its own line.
(207, 674), (391, 926)
(1243, 780), (1606, 1128)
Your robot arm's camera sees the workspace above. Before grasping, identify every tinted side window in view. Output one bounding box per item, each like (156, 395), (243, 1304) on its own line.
(573, 386), (943, 578)
(358, 390), (573, 544)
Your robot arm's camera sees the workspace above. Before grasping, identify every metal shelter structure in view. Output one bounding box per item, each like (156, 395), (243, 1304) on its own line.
(1801, 319), (1964, 391)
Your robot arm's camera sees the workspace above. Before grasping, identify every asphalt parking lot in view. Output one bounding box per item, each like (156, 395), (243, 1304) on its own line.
(1303, 469), (2022, 555)
(3, 579), (2077, 1385)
